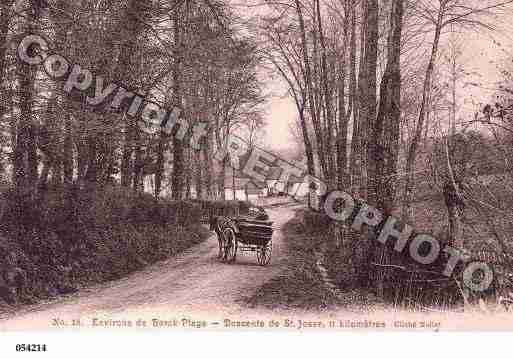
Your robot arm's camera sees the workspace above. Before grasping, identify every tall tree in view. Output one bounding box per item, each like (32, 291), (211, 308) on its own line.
(13, 0), (43, 195)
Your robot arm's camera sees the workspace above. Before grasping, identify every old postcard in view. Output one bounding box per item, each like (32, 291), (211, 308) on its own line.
(1, 0), (513, 356)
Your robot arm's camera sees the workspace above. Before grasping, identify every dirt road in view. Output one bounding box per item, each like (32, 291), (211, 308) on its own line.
(0, 206), (301, 330)
(4, 201), (513, 331)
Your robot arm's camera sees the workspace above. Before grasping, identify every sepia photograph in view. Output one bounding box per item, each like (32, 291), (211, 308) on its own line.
(1, 0), (513, 356)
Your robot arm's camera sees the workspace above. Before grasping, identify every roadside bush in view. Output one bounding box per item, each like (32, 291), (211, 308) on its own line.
(0, 185), (209, 307)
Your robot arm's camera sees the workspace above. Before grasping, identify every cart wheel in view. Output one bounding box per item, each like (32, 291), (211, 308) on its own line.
(223, 228), (237, 263)
(257, 241), (272, 266)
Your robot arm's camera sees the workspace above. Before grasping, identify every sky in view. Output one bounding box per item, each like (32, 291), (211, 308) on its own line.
(260, 86), (297, 151)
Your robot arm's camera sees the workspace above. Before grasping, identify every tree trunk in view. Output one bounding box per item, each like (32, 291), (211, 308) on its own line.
(171, 6), (184, 200)
(295, 0), (326, 180)
(14, 3), (42, 196)
(63, 114), (74, 185)
(362, 0), (379, 205)
(185, 147), (191, 199)
(0, 1), (14, 118)
(350, 1), (367, 193)
(204, 131), (213, 199)
(336, 0), (354, 190)
(39, 94), (59, 189)
(299, 107), (315, 178)
(121, 122), (134, 187)
(401, 3), (446, 222)
(195, 150), (203, 199)
(154, 131), (166, 198)
(316, 0), (334, 184)
(373, 0), (404, 214)
(48, 0), (72, 187)
(371, 0), (405, 298)
(219, 156), (227, 200)
(84, 136), (98, 184)
(133, 131), (143, 192)
(443, 182), (463, 248)
(353, 0), (379, 288)
(117, 0), (151, 187)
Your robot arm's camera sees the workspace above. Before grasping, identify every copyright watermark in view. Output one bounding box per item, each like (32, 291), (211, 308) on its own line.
(16, 32), (494, 296)
(17, 34), (208, 149)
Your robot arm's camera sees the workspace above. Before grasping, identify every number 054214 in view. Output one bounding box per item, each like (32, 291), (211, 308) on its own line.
(15, 344), (47, 352)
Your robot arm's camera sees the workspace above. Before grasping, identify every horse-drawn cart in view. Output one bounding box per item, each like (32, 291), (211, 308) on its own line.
(209, 208), (274, 266)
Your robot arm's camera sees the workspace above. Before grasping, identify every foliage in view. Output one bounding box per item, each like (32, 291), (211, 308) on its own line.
(0, 185), (210, 305)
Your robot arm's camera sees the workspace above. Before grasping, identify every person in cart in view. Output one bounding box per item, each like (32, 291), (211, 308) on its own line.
(209, 206), (273, 265)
